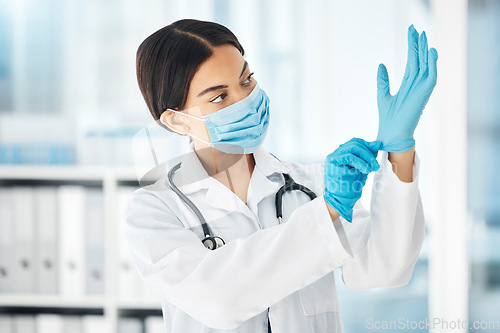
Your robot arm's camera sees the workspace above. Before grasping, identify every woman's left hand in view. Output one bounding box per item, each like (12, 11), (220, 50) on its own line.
(376, 24), (438, 153)
(323, 138), (382, 223)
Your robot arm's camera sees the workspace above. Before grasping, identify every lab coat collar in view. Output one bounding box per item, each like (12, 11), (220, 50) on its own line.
(176, 141), (290, 195)
(253, 144), (291, 177)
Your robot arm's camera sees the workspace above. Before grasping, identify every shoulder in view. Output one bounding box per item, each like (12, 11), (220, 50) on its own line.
(124, 174), (178, 215)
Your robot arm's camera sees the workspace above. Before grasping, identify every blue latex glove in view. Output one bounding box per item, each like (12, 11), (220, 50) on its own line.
(324, 138), (382, 222)
(376, 24), (439, 153)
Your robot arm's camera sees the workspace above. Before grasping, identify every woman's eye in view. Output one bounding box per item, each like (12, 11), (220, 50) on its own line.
(209, 73), (254, 103)
(210, 93), (226, 103)
(243, 72), (255, 85)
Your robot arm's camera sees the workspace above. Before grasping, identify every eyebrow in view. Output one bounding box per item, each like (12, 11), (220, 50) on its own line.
(196, 60), (249, 98)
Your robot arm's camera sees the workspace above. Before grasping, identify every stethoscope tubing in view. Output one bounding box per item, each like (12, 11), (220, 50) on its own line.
(275, 173), (317, 224)
(167, 155), (317, 250)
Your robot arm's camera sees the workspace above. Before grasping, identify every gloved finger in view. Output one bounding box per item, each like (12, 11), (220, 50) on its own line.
(343, 137), (374, 148)
(328, 152), (369, 174)
(403, 24), (420, 80)
(342, 137), (364, 147)
(350, 146), (380, 172)
(333, 152), (372, 174)
(418, 31), (428, 79)
(338, 141), (379, 171)
(332, 138), (380, 163)
(335, 138), (364, 154)
(364, 140), (383, 155)
(377, 63), (391, 99)
(342, 138), (382, 156)
(427, 47), (438, 87)
(345, 139), (379, 159)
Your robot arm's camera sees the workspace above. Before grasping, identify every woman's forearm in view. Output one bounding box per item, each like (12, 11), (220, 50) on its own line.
(388, 147), (415, 182)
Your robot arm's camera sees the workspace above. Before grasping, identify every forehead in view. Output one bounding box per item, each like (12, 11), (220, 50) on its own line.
(188, 44), (245, 96)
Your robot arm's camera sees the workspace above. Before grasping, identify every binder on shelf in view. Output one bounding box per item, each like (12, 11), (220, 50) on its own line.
(0, 315), (12, 333)
(117, 317), (143, 333)
(145, 316), (165, 333)
(117, 186), (143, 301)
(34, 186), (59, 294)
(62, 316), (82, 333)
(13, 315), (36, 333)
(0, 188), (15, 293)
(85, 187), (105, 295)
(81, 315), (109, 333)
(0, 169), (157, 330)
(36, 314), (63, 333)
(12, 186), (36, 294)
(58, 185), (86, 297)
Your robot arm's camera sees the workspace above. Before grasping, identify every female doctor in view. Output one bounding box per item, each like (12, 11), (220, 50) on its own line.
(123, 19), (438, 333)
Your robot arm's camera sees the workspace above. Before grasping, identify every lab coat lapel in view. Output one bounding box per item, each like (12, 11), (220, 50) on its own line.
(246, 147), (291, 215)
(245, 166), (281, 218)
(205, 178), (251, 216)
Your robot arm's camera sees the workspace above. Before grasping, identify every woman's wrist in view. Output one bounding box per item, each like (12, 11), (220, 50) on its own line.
(324, 198), (341, 222)
(387, 147), (415, 183)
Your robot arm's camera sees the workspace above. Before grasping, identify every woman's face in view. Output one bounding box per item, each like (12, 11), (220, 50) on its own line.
(160, 44), (257, 146)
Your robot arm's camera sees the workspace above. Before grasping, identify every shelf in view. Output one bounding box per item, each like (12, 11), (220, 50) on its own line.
(0, 170), (156, 332)
(116, 300), (162, 310)
(0, 294), (106, 308)
(0, 165), (138, 182)
(0, 294), (163, 310)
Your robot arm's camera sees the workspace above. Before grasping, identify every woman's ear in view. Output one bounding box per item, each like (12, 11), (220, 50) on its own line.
(160, 108), (190, 134)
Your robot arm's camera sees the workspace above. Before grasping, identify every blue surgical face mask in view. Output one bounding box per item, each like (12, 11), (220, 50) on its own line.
(169, 82), (270, 154)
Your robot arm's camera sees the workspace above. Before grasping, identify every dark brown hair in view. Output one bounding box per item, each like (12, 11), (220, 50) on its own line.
(136, 19), (245, 131)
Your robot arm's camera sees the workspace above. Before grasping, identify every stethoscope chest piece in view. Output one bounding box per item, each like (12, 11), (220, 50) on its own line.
(202, 235), (226, 250)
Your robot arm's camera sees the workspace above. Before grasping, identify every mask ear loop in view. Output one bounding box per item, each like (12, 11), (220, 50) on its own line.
(166, 108), (220, 174)
(167, 108), (212, 145)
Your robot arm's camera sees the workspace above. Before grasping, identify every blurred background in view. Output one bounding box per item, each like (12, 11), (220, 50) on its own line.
(0, 0), (498, 332)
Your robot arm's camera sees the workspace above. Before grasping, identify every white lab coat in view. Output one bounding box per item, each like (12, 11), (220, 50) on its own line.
(122, 141), (425, 333)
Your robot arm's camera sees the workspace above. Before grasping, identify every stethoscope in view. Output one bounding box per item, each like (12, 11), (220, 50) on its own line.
(167, 153), (317, 250)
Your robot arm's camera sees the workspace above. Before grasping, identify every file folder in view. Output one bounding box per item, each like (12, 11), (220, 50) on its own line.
(58, 185), (86, 297)
(117, 186), (143, 301)
(0, 188), (15, 293)
(12, 186), (35, 293)
(36, 314), (63, 333)
(85, 187), (105, 295)
(34, 186), (59, 294)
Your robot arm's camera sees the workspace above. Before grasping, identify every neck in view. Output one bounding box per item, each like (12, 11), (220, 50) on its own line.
(193, 141), (255, 180)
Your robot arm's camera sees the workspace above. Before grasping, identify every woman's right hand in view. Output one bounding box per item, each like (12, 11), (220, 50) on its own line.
(323, 138), (382, 222)
(376, 25), (438, 153)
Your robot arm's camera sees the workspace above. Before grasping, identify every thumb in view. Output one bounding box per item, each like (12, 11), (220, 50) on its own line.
(377, 63), (391, 98)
